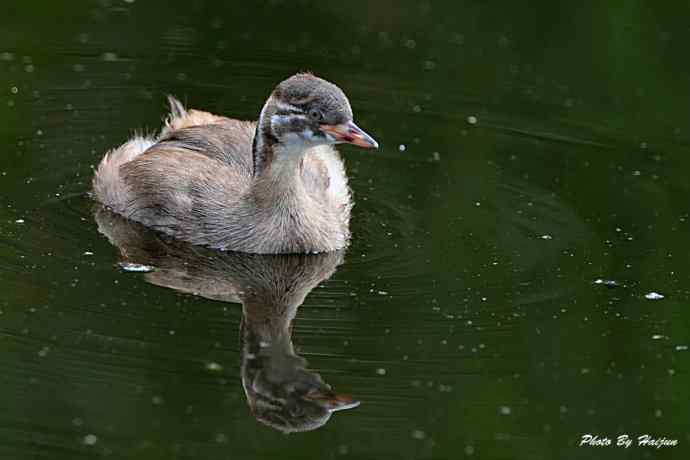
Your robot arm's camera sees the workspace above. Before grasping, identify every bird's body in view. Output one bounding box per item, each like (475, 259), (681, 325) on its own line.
(92, 74), (377, 254)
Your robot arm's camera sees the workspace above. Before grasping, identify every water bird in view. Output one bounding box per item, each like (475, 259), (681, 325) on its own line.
(93, 73), (378, 254)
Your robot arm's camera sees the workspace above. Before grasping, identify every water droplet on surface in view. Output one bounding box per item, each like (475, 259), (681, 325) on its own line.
(499, 406), (512, 415)
(376, 368), (387, 376)
(205, 362), (223, 371)
(593, 278), (620, 288)
(118, 262), (155, 273)
(644, 292), (664, 300)
(83, 434), (98, 446)
(102, 52), (118, 62)
(467, 115), (478, 125)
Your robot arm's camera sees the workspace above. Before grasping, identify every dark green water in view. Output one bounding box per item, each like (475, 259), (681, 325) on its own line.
(1, 1), (689, 459)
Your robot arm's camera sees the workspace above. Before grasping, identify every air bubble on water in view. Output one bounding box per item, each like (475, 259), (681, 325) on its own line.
(540, 234), (553, 240)
(467, 115), (478, 125)
(675, 345), (688, 351)
(412, 429), (425, 439)
(651, 334), (665, 340)
(102, 52), (119, 62)
(398, 144), (406, 152)
(83, 434), (98, 446)
(499, 406), (512, 415)
(644, 292), (664, 300)
(118, 262), (155, 273)
(376, 368), (387, 376)
(205, 362), (223, 371)
(83, 251), (94, 256)
(15, 218), (24, 224)
(593, 278), (619, 288)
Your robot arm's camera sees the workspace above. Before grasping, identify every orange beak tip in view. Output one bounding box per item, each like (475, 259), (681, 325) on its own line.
(321, 121), (378, 150)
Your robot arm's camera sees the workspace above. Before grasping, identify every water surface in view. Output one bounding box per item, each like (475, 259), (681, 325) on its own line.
(1, 1), (689, 459)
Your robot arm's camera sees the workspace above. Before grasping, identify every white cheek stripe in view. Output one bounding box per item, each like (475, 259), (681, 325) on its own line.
(270, 114), (308, 127)
(275, 101), (302, 112)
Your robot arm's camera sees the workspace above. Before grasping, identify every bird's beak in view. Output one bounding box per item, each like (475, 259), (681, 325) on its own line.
(303, 390), (361, 413)
(320, 121), (379, 149)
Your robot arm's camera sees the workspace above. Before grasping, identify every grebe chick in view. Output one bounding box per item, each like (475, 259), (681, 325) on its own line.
(92, 73), (378, 254)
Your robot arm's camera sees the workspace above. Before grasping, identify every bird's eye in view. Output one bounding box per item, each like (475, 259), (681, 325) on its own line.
(309, 109), (323, 121)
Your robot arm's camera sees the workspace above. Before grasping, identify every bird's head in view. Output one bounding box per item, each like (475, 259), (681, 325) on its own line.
(260, 73), (378, 150)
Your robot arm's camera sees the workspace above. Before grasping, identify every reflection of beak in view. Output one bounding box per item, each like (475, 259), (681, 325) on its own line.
(320, 120), (379, 149)
(303, 390), (361, 413)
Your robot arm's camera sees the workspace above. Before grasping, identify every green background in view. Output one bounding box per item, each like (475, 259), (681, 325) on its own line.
(0, 1), (688, 459)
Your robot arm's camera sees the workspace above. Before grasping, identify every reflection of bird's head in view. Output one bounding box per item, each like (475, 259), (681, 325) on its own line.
(240, 325), (359, 433)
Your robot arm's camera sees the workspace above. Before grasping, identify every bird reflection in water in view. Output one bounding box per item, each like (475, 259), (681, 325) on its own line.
(94, 207), (359, 432)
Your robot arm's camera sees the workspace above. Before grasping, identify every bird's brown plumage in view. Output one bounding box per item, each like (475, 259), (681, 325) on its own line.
(92, 74), (359, 253)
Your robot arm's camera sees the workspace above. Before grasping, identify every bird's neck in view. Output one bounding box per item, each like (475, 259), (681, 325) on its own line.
(252, 115), (277, 176)
(252, 109), (311, 202)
